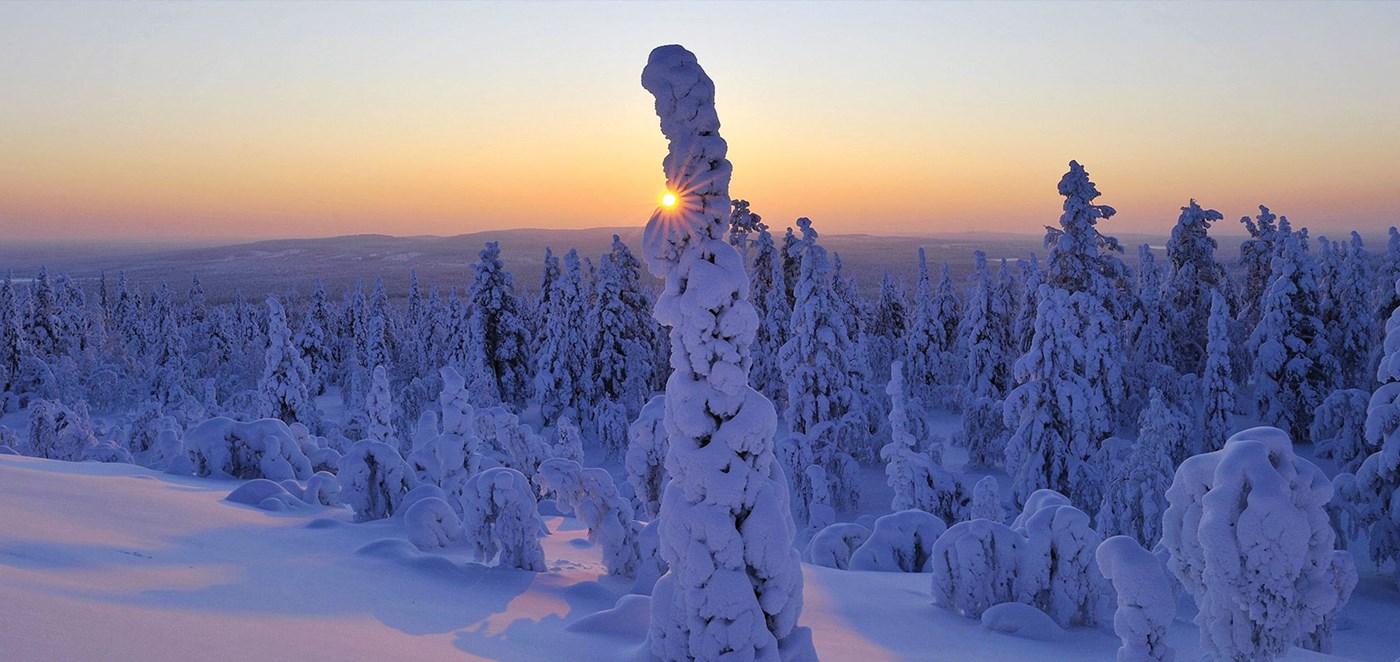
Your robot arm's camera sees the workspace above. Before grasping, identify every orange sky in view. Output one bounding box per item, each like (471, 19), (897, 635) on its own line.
(1, 2), (1397, 242)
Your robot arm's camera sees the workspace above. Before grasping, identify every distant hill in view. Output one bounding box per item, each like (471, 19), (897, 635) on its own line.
(0, 227), (1205, 304)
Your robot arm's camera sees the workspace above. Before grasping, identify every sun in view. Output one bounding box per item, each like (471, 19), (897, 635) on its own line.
(660, 191), (678, 209)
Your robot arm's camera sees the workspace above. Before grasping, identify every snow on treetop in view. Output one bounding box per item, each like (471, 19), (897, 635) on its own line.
(640, 45), (732, 274)
(1057, 160), (1115, 221)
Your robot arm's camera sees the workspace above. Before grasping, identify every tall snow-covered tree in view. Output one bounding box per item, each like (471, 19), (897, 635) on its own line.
(639, 45), (809, 660)
(296, 281), (335, 396)
(1323, 233), (1377, 390)
(1249, 230), (1335, 440)
(883, 361), (966, 522)
(1125, 244), (1172, 421)
(906, 248), (941, 410)
(364, 364), (400, 451)
(1098, 389), (1181, 547)
(1163, 199), (1227, 374)
(1201, 290), (1237, 455)
(587, 235), (655, 456)
(781, 217), (861, 513)
(750, 225), (790, 406)
(961, 251), (1013, 469)
(1238, 205), (1292, 327)
(535, 248), (590, 422)
(258, 297), (318, 430)
(1344, 280), (1400, 573)
(466, 242), (532, 408)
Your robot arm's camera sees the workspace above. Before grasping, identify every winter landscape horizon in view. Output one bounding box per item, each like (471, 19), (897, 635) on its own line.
(4, 2), (1400, 661)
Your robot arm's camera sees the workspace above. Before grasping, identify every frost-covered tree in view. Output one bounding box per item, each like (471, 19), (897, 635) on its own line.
(1096, 535), (1175, 662)
(1238, 205), (1291, 321)
(1004, 287), (1090, 508)
(1201, 290), (1237, 455)
(258, 297), (318, 430)
(459, 467), (546, 571)
(407, 367), (481, 491)
(587, 236), (654, 456)
(640, 45), (809, 660)
(1125, 245), (1173, 418)
(1311, 389), (1369, 473)
(296, 281), (335, 396)
(624, 395), (668, 520)
(1249, 230), (1335, 440)
(1011, 255), (1043, 356)
(337, 439), (415, 521)
(535, 248), (590, 423)
(750, 225), (790, 406)
(782, 217), (861, 513)
(930, 518), (1023, 619)
(931, 262), (963, 406)
(969, 475), (1004, 523)
(905, 248), (940, 410)
(869, 271), (908, 384)
(882, 361), (967, 522)
(1098, 389), (1181, 547)
(363, 364), (400, 451)
(466, 242), (532, 408)
(1323, 233), (1377, 389)
(962, 251), (1013, 468)
(1346, 286), (1400, 574)
(1162, 427), (1347, 662)
(537, 458), (642, 577)
(727, 198), (764, 265)
(1163, 199), (1227, 374)
(848, 509), (946, 573)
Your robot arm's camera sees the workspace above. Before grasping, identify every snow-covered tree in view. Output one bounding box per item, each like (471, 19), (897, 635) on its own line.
(296, 281), (335, 396)
(1163, 199), (1227, 374)
(905, 248), (940, 410)
(782, 217), (861, 513)
(363, 364), (400, 451)
(536, 458), (642, 576)
(1249, 230), (1335, 440)
(1323, 233), (1377, 390)
(750, 225), (790, 406)
(1003, 286), (1089, 507)
(258, 297), (318, 430)
(1201, 290), (1237, 455)
(961, 251), (1013, 468)
(1162, 427), (1347, 661)
(882, 361), (967, 522)
(586, 236), (654, 456)
(466, 242), (532, 408)
(848, 509), (947, 572)
(930, 518), (1023, 619)
(459, 467), (545, 571)
(1311, 389), (1369, 473)
(640, 45), (809, 660)
(1098, 389), (1181, 547)
(535, 248), (590, 423)
(337, 439), (415, 521)
(1096, 535), (1175, 662)
(969, 476), (1004, 523)
(407, 367), (481, 491)
(624, 395), (668, 520)
(1346, 285), (1400, 574)
(1238, 205), (1291, 328)
(186, 417), (313, 481)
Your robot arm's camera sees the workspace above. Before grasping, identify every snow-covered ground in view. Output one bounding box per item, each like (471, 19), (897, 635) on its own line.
(3, 453), (1396, 661)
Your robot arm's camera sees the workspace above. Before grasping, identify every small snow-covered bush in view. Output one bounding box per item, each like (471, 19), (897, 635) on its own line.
(969, 476), (1004, 523)
(27, 399), (98, 461)
(805, 522), (871, 570)
(185, 417), (313, 481)
(459, 467), (545, 571)
(624, 395), (668, 520)
(536, 458), (641, 576)
(475, 406), (547, 486)
(930, 518), (1023, 619)
(1096, 535), (1175, 662)
(1016, 499), (1106, 627)
(404, 496), (463, 550)
(81, 440), (133, 464)
(1300, 550), (1357, 654)
(980, 602), (1063, 642)
(1162, 426), (1346, 662)
(337, 440), (415, 521)
(849, 509), (947, 572)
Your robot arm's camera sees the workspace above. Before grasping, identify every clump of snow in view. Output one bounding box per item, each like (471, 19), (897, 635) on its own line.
(980, 602), (1064, 642)
(848, 509), (947, 573)
(185, 417), (313, 481)
(459, 467), (545, 571)
(931, 518), (1023, 619)
(623, 395), (668, 520)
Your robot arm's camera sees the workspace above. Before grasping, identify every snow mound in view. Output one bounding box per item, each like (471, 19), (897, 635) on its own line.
(848, 510), (946, 572)
(805, 522), (872, 570)
(566, 594), (651, 638)
(226, 479), (301, 510)
(403, 496), (462, 550)
(980, 602), (1064, 642)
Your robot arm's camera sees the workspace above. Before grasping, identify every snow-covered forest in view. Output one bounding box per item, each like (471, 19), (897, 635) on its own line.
(4, 44), (1400, 662)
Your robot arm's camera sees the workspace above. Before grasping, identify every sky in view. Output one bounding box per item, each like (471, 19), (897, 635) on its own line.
(0, 1), (1397, 243)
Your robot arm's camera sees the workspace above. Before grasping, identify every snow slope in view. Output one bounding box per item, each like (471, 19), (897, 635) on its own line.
(1, 455), (1394, 661)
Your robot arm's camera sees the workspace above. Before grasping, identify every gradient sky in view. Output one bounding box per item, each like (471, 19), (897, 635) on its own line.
(1, 1), (1397, 242)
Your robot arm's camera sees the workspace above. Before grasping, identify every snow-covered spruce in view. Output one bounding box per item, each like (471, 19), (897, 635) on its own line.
(553, 414), (585, 466)
(624, 395), (668, 520)
(848, 509), (947, 573)
(640, 44), (809, 661)
(1161, 426), (1349, 661)
(337, 440), (415, 521)
(1013, 497), (1106, 628)
(1098, 389), (1182, 547)
(961, 251), (1013, 469)
(458, 467), (546, 571)
(969, 476), (1004, 523)
(464, 242), (533, 408)
(586, 235), (656, 457)
(363, 364), (400, 452)
(1095, 535), (1175, 662)
(257, 297), (319, 431)
(930, 518), (1023, 620)
(882, 361), (967, 522)
(407, 367), (482, 491)
(186, 417), (313, 481)
(535, 248), (590, 425)
(1249, 230), (1334, 440)
(1163, 199), (1227, 376)
(474, 405), (548, 486)
(1311, 388), (1369, 473)
(1346, 281), (1400, 579)
(1200, 290), (1236, 455)
(535, 458), (642, 576)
